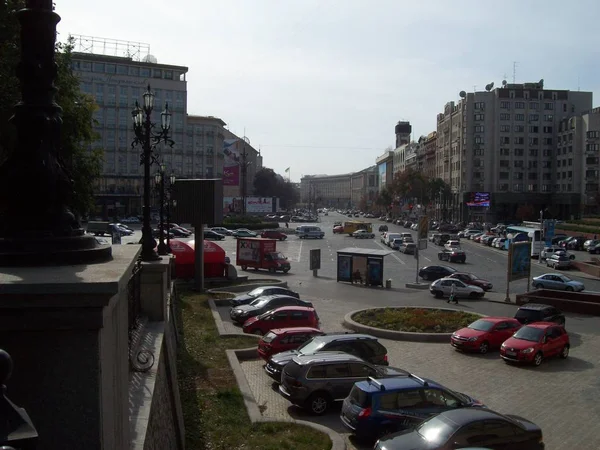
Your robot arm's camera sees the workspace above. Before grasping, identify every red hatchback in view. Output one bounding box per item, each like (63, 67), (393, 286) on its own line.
(500, 322), (570, 366)
(257, 327), (324, 361)
(243, 306), (320, 335)
(451, 317), (522, 354)
(261, 230), (287, 241)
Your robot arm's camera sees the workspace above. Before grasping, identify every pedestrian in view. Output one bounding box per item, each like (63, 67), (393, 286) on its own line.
(447, 282), (458, 304)
(285, 222), (289, 228)
(595, 234), (597, 240)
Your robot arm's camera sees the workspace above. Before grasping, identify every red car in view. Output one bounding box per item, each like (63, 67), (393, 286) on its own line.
(257, 327), (324, 361)
(243, 306), (320, 335)
(260, 230), (287, 241)
(447, 272), (493, 291)
(333, 225), (344, 234)
(451, 317), (522, 354)
(500, 322), (570, 366)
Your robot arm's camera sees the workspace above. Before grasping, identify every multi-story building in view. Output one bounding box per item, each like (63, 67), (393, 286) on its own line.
(71, 36), (189, 218)
(393, 142), (418, 177)
(558, 107), (600, 216)
(350, 166), (378, 209)
(183, 115), (225, 179)
(437, 80), (593, 222)
(222, 130), (261, 199)
(395, 121), (412, 148)
(422, 132), (437, 180)
(376, 151), (394, 192)
(300, 174), (352, 209)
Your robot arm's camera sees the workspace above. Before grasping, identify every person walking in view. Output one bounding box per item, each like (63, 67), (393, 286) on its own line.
(447, 282), (458, 304)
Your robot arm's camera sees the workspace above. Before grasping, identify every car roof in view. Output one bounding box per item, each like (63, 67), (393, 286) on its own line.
(523, 322), (560, 329)
(269, 327), (323, 335)
(437, 407), (507, 426)
(292, 351), (365, 365)
(472, 316), (518, 323)
(356, 374), (438, 393)
(313, 332), (375, 343)
(254, 294), (298, 302)
(265, 306), (314, 313)
(518, 303), (554, 311)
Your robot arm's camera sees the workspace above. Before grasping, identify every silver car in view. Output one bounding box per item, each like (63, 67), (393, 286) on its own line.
(429, 278), (485, 299)
(532, 273), (585, 291)
(546, 254), (571, 269)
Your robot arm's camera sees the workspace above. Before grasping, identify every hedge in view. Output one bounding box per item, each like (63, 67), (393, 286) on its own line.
(556, 223), (600, 234)
(223, 216), (264, 225)
(216, 222), (280, 231)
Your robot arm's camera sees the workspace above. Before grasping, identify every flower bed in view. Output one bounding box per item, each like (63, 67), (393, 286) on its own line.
(352, 307), (481, 333)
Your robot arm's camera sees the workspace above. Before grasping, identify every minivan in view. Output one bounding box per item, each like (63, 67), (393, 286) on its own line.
(296, 226), (324, 239)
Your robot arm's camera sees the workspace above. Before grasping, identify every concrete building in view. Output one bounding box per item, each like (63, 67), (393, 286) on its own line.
(422, 132), (437, 180)
(71, 36), (189, 218)
(183, 115), (225, 179)
(395, 121), (412, 148)
(222, 129), (261, 199)
(558, 107), (600, 216)
(350, 166), (378, 209)
(300, 174), (352, 209)
(392, 141), (418, 177)
(375, 150), (394, 192)
(437, 80), (593, 222)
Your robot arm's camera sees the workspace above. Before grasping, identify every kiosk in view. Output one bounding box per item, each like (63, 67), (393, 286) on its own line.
(336, 247), (392, 287)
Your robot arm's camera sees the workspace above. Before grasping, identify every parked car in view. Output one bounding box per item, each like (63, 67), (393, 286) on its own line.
(170, 227), (191, 237)
(340, 374), (483, 441)
(451, 317), (522, 353)
(437, 249), (466, 263)
(232, 229), (258, 238)
(588, 242), (600, 254)
(540, 246), (574, 260)
(378, 224), (388, 232)
(333, 225), (344, 234)
(353, 230), (375, 239)
(229, 286), (300, 307)
(229, 295), (313, 324)
(429, 278), (485, 299)
(531, 273), (585, 292)
(551, 234), (569, 245)
(560, 236), (586, 251)
(399, 242), (416, 254)
(444, 240), (461, 251)
(583, 239), (600, 251)
(500, 322), (570, 366)
(257, 327), (325, 361)
(260, 230), (287, 241)
(447, 273), (493, 291)
(374, 408), (545, 450)
(203, 230), (225, 240)
(264, 333), (389, 383)
(514, 303), (566, 326)
(279, 352), (408, 415)
(418, 265), (457, 281)
(243, 306), (320, 335)
(546, 253), (571, 269)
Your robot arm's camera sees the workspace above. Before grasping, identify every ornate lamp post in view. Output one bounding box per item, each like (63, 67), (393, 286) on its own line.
(131, 86), (173, 261)
(166, 197), (176, 254)
(0, 0), (111, 265)
(154, 164), (167, 255)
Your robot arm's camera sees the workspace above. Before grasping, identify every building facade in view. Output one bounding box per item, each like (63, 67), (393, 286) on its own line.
(222, 130), (261, 199)
(395, 121), (412, 148)
(422, 131), (437, 180)
(300, 174), (352, 209)
(376, 151), (394, 192)
(350, 166), (378, 209)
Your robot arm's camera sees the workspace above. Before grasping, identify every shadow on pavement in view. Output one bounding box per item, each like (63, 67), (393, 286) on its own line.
(511, 355), (594, 373)
(286, 402), (349, 435)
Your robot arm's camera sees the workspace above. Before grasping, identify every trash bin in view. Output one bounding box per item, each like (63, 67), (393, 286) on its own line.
(385, 279), (392, 289)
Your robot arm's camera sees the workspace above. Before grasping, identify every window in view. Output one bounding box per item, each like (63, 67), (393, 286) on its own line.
(542, 173), (552, 180)
(500, 125), (510, 132)
(544, 102), (554, 110)
(116, 65), (128, 75)
(528, 172), (538, 180)
(140, 67), (151, 77)
(514, 102), (525, 109)
(528, 125), (538, 133)
(106, 129), (115, 147)
(475, 136), (484, 144)
(106, 64), (116, 74)
(95, 84), (104, 103)
(499, 160), (509, 168)
(499, 172), (509, 179)
(500, 137), (510, 145)
(423, 389), (462, 408)
(544, 114), (554, 121)
(514, 137), (524, 145)
(529, 114), (539, 122)
(474, 113), (484, 121)
(129, 66), (139, 76)
(500, 101), (510, 109)
(587, 144), (600, 151)
(543, 148), (552, 157)
(543, 126), (553, 133)
(568, 158), (573, 166)
(474, 102), (485, 110)
(153, 69), (162, 78)
(528, 161), (538, 169)
(529, 149), (538, 157)
(81, 82), (92, 94)
(529, 137), (539, 145)
(474, 148), (484, 156)
(93, 62), (105, 72)
(514, 125), (525, 133)
(542, 161), (552, 168)
(528, 184), (538, 191)
(514, 184), (523, 191)
(529, 102), (539, 110)
(514, 172), (523, 180)
(514, 160), (524, 168)
(515, 113), (525, 121)
(500, 113), (510, 120)
(164, 70), (173, 79)
(587, 131), (600, 139)
(500, 148), (510, 156)
(475, 125), (484, 132)
(499, 183), (508, 191)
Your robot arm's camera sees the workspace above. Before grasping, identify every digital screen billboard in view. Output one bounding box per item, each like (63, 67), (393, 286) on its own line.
(466, 192), (490, 207)
(378, 163), (387, 188)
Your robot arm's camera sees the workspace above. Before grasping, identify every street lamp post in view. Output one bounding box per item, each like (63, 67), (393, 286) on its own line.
(154, 164), (167, 256)
(132, 85), (174, 262)
(166, 197), (176, 254)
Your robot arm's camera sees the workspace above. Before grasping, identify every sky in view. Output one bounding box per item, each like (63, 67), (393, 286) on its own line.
(55, 0), (600, 182)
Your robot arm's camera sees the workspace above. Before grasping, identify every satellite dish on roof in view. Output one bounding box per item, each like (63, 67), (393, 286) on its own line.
(538, 79), (544, 89)
(142, 54), (158, 63)
(485, 82), (494, 91)
(459, 91), (466, 98)
(502, 79), (507, 87)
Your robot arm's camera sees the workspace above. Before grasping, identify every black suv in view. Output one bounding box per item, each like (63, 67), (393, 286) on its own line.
(265, 333), (388, 382)
(515, 303), (566, 326)
(279, 352), (408, 415)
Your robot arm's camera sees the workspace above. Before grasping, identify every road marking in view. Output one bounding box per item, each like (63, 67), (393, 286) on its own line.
(375, 241), (405, 264)
(486, 257), (497, 263)
(424, 256), (431, 262)
(297, 239), (303, 263)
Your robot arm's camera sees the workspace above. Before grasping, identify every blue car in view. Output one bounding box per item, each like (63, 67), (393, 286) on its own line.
(340, 374), (484, 441)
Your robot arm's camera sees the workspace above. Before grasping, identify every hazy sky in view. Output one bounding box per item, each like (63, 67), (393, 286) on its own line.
(55, 0), (600, 182)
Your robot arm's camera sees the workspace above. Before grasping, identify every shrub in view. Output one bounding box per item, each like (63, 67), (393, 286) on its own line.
(352, 308), (481, 333)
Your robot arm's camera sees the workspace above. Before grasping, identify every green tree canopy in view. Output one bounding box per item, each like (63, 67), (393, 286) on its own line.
(252, 167), (299, 209)
(0, 1), (102, 217)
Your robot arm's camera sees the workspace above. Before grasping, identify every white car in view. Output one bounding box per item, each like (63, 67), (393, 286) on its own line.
(444, 240), (461, 251)
(353, 230), (375, 239)
(541, 246), (575, 261)
(429, 278), (485, 299)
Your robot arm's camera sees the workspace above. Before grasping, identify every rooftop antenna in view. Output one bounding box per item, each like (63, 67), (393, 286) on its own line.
(512, 61), (519, 84)
(473, 85), (477, 92)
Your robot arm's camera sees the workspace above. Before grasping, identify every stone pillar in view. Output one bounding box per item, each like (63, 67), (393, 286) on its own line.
(140, 257), (171, 321)
(0, 245), (140, 450)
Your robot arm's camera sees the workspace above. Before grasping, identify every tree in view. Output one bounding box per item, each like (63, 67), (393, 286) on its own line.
(375, 188), (392, 212)
(391, 168), (427, 204)
(0, 2), (103, 217)
(253, 168), (279, 196)
(358, 194), (368, 212)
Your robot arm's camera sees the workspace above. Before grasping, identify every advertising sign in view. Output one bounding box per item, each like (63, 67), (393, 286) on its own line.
(223, 197), (243, 215)
(378, 163), (387, 188)
(310, 249), (321, 270)
(238, 239), (275, 262)
(246, 197), (274, 213)
(507, 242), (531, 282)
(466, 192), (491, 207)
(223, 138), (240, 186)
(417, 215), (429, 240)
(544, 220), (555, 246)
(337, 254), (352, 281)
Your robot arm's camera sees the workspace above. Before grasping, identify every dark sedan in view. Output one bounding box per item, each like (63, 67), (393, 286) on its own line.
(204, 230), (225, 240)
(229, 295), (312, 324)
(229, 286), (300, 307)
(447, 273), (493, 291)
(374, 408), (544, 450)
(418, 265), (457, 281)
(438, 250), (466, 263)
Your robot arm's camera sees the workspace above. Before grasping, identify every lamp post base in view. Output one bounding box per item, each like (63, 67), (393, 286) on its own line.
(0, 234), (112, 266)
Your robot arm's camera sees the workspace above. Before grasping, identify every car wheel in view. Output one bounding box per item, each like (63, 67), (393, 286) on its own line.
(533, 352), (543, 367)
(306, 392), (331, 416)
(560, 345), (570, 359)
(422, 273), (429, 280)
(479, 341), (489, 354)
(565, 286), (574, 292)
(241, 265), (248, 270)
(283, 268), (290, 273)
(433, 290), (443, 299)
(534, 283), (543, 289)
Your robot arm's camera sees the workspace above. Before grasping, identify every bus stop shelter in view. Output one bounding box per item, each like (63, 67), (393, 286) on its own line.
(336, 247), (392, 286)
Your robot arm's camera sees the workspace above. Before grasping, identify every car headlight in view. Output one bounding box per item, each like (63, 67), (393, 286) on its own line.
(468, 337), (479, 342)
(522, 347), (535, 354)
(501, 343), (506, 349)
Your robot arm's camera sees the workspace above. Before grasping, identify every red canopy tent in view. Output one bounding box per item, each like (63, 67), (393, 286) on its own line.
(169, 239), (226, 279)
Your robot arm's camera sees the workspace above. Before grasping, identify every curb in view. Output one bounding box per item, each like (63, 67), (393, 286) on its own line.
(405, 282), (429, 290)
(343, 306), (486, 343)
(209, 295), (346, 449)
(208, 278), (288, 294)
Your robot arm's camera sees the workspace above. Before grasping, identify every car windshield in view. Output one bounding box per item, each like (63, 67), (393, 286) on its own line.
(251, 298), (271, 307)
(262, 331), (277, 343)
(248, 288), (265, 297)
(557, 275), (573, 283)
(416, 416), (457, 443)
(468, 319), (495, 332)
(512, 326), (544, 342)
(297, 337), (326, 354)
(272, 252), (287, 260)
(442, 266), (457, 273)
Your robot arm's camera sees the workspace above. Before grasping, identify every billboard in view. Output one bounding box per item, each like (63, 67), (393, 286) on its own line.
(223, 197), (275, 214)
(378, 163), (387, 188)
(417, 215), (429, 240)
(466, 192), (491, 207)
(544, 220), (555, 246)
(223, 139), (240, 186)
(507, 241), (531, 282)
